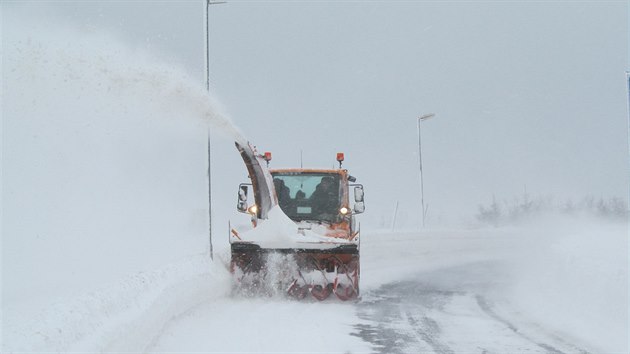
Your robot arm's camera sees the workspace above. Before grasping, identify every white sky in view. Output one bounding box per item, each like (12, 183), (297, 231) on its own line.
(4, 0), (629, 228)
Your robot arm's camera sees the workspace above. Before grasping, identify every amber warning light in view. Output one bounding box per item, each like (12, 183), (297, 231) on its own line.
(336, 152), (344, 168)
(263, 152), (272, 166)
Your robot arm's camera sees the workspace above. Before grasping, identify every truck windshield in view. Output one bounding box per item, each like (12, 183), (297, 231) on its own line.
(271, 172), (341, 223)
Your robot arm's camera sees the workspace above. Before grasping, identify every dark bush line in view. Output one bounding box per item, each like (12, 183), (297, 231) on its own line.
(477, 194), (628, 226)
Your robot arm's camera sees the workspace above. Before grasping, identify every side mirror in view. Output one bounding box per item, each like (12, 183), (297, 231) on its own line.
(237, 184), (249, 213)
(354, 185), (364, 203)
(353, 185), (365, 214)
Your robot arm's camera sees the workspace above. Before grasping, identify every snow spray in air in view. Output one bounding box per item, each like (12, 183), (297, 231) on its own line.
(4, 13), (246, 145)
(3, 12), (252, 266)
(4, 13), (249, 353)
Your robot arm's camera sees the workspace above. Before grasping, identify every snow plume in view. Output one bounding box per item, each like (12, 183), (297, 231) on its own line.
(2, 11), (239, 351)
(234, 253), (301, 298)
(3, 13), (246, 144)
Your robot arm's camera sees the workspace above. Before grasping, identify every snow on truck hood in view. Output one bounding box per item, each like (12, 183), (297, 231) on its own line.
(232, 206), (355, 249)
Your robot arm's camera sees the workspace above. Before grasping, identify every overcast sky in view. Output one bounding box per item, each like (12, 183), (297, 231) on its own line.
(5, 0), (629, 228)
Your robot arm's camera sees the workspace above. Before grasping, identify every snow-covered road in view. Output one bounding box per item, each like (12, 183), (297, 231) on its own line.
(147, 260), (590, 353)
(354, 262), (588, 354)
(148, 296), (368, 352)
(113, 221), (625, 353)
(4, 222), (627, 353)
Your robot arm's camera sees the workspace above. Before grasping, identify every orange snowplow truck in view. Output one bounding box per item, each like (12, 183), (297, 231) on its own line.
(230, 142), (365, 300)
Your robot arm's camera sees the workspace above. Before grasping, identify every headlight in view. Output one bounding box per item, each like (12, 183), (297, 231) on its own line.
(248, 205), (258, 215)
(339, 207), (349, 215)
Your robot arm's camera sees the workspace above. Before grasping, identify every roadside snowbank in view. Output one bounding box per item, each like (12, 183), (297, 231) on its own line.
(4, 255), (230, 352)
(508, 216), (628, 353)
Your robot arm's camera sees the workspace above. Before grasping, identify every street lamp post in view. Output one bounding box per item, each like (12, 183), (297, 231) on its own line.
(417, 113), (435, 228)
(205, 0), (226, 260)
(626, 71), (630, 215)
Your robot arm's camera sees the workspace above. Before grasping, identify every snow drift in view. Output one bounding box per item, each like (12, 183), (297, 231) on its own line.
(507, 216), (628, 353)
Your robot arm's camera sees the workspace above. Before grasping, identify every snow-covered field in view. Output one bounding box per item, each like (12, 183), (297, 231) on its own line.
(3, 9), (628, 353)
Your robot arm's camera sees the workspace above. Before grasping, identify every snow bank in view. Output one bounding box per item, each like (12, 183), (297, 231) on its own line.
(4, 255), (230, 352)
(507, 216), (628, 353)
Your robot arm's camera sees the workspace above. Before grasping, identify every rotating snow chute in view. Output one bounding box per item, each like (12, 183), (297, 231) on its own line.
(230, 142), (365, 300)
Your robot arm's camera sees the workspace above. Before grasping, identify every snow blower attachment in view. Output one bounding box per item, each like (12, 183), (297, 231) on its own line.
(230, 142), (365, 300)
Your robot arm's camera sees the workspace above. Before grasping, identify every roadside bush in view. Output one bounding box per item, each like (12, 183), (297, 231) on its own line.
(476, 194), (628, 226)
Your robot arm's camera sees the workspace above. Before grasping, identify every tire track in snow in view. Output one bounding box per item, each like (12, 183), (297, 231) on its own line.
(405, 313), (454, 354)
(352, 282), (463, 353)
(351, 262), (592, 354)
(475, 295), (591, 354)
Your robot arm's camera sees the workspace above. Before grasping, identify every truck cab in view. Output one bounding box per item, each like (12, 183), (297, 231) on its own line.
(231, 142), (365, 300)
(270, 169), (364, 240)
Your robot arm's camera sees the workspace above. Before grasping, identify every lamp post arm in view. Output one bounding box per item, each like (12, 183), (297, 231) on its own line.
(626, 72), (630, 214)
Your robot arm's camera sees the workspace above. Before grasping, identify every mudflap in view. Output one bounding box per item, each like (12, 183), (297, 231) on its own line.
(230, 243), (360, 301)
